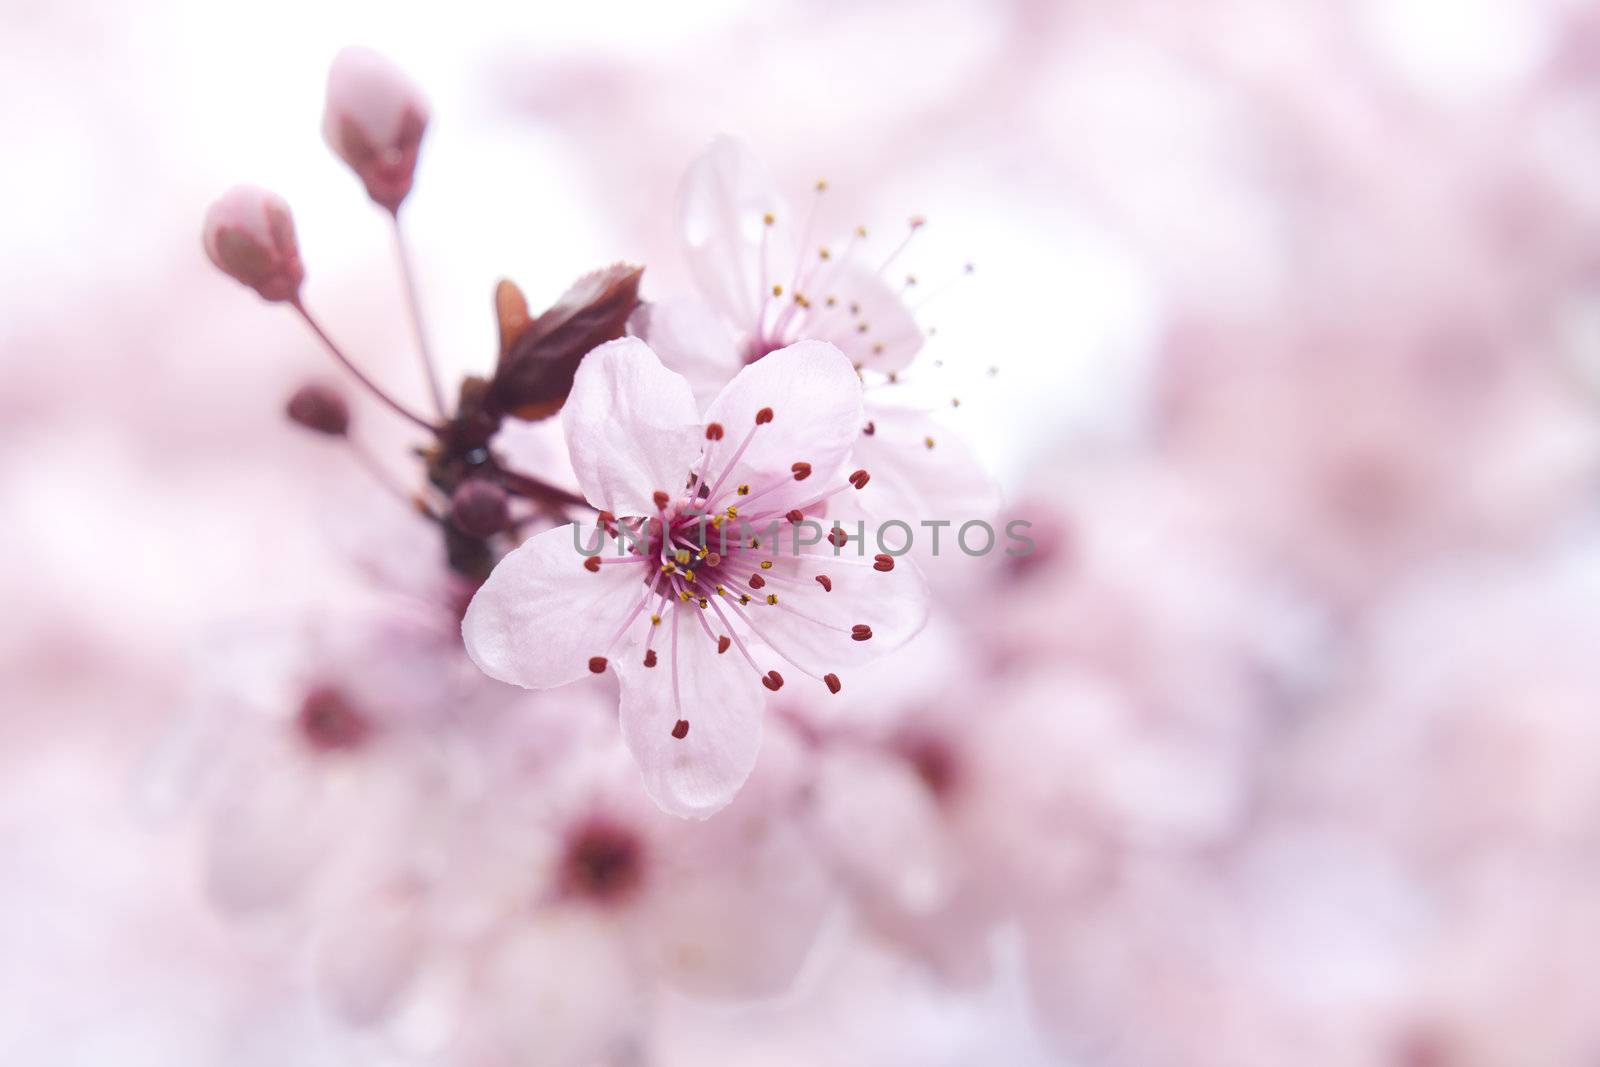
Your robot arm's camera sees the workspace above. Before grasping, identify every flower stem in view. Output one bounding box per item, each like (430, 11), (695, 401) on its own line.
(391, 214), (449, 419)
(290, 300), (438, 433)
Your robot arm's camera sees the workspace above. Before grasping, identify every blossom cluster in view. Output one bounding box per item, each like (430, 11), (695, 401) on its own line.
(170, 9), (1600, 1063)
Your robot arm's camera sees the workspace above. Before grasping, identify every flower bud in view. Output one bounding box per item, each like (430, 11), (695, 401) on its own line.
(322, 46), (430, 213)
(285, 383), (350, 436)
(450, 478), (510, 537)
(202, 185), (304, 302)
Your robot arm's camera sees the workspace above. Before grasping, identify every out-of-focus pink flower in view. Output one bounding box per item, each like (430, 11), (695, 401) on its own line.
(309, 724), (836, 1063)
(463, 337), (927, 817)
(322, 46), (430, 214)
(201, 184), (304, 302)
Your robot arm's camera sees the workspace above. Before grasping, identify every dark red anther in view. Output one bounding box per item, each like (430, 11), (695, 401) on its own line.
(791, 461), (812, 481)
(671, 719), (689, 739)
(588, 656), (609, 673)
(762, 670), (784, 691)
(824, 673), (842, 694)
(850, 625), (873, 642)
(815, 574), (833, 592)
(652, 490), (670, 510)
(873, 553), (895, 572)
(643, 649), (657, 668)
(828, 528), (847, 548)
(848, 469), (870, 490)
(716, 635), (731, 655)
(705, 422), (725, 441)
(786, 509), (804, 523)
(749, 574), (766, 589)
(755, 406), (774, 425)
(584, 556), (601, 573)
(863, 420), (876, 436)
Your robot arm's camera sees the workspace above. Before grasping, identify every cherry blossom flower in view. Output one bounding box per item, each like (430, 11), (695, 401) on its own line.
(463, 336), (928, 817)
(309, 719), (836, 1064)
(634, 136), (998, 534)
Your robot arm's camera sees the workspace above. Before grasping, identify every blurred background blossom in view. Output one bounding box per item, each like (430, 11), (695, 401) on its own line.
(7, 0), (1600, 1064)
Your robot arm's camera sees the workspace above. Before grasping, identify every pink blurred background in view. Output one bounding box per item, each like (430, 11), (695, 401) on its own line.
(8, 0), (1600, 1063)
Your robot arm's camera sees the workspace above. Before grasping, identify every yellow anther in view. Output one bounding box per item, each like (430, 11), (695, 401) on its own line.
(684, 569), (696, 583)
(765, 593), (779, 605)
(772, 284), (784, 297)
(888, 371), (900, 384)
(678, 590), (694, 602)
(825, 296), (837, 307)
(725, 506), (738, 519)
(763, 212), (775, 226)
(737, 485), (750, 496)
(855, 225), (868, 237)
(818, 247), (831, 260)
(715, 585), (726, 595)
(872, 342), (885, 355)
(698, 597), (709, 609)
(650, 614), (662, 626)
(760, 560), (773, 570)
(815, 179), (828, 192)
(739, 594), (752, 605)
(924, 436), (937, 449)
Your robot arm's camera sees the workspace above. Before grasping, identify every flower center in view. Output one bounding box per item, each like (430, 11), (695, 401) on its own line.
(581, 405), (891, 736)
(296, 685), (371, 752)
(562, 818), (645, 904)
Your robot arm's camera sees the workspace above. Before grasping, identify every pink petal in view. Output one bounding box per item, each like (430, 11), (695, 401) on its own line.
(313, 890), (423, 1026)
(852, 407), (998, 521)
(746, 544), (929, 678)
(628, 299), (742, 410)
(634, 734), (832, 996)
(677, 135), (792, 335)
(805, 259), (925, 372)
(462, 524), (645, 689)
(562, 337), (702, 517)
(614, 613), (765, 819)
(701, 339), (864, 512)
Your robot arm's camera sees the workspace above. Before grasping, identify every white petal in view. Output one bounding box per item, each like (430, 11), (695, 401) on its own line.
(701, 339), (864, 513)
(677, 135), (793, 334)
(742, 545), (929, 681)
(614, 610), (765, 819)
(803, 258), (925, 372)
(463, 524), (649, 689)
(562, 337), (702, 517)
(628, 299), (742, 410)
(634, 733), (833, 996)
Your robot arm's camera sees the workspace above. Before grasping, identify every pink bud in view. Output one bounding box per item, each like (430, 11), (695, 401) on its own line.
(449, 478), (510, 537)
(322, 46), (430, 213)
(285, 382), (350, 436)
(202, 185), (304, 302)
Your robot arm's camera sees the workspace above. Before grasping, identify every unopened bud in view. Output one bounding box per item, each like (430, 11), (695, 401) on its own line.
(202, 185), (304, 302)
(450, 478), (510, 537)
(285, 383), (349, 436)
(322, 46), (430, 213)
